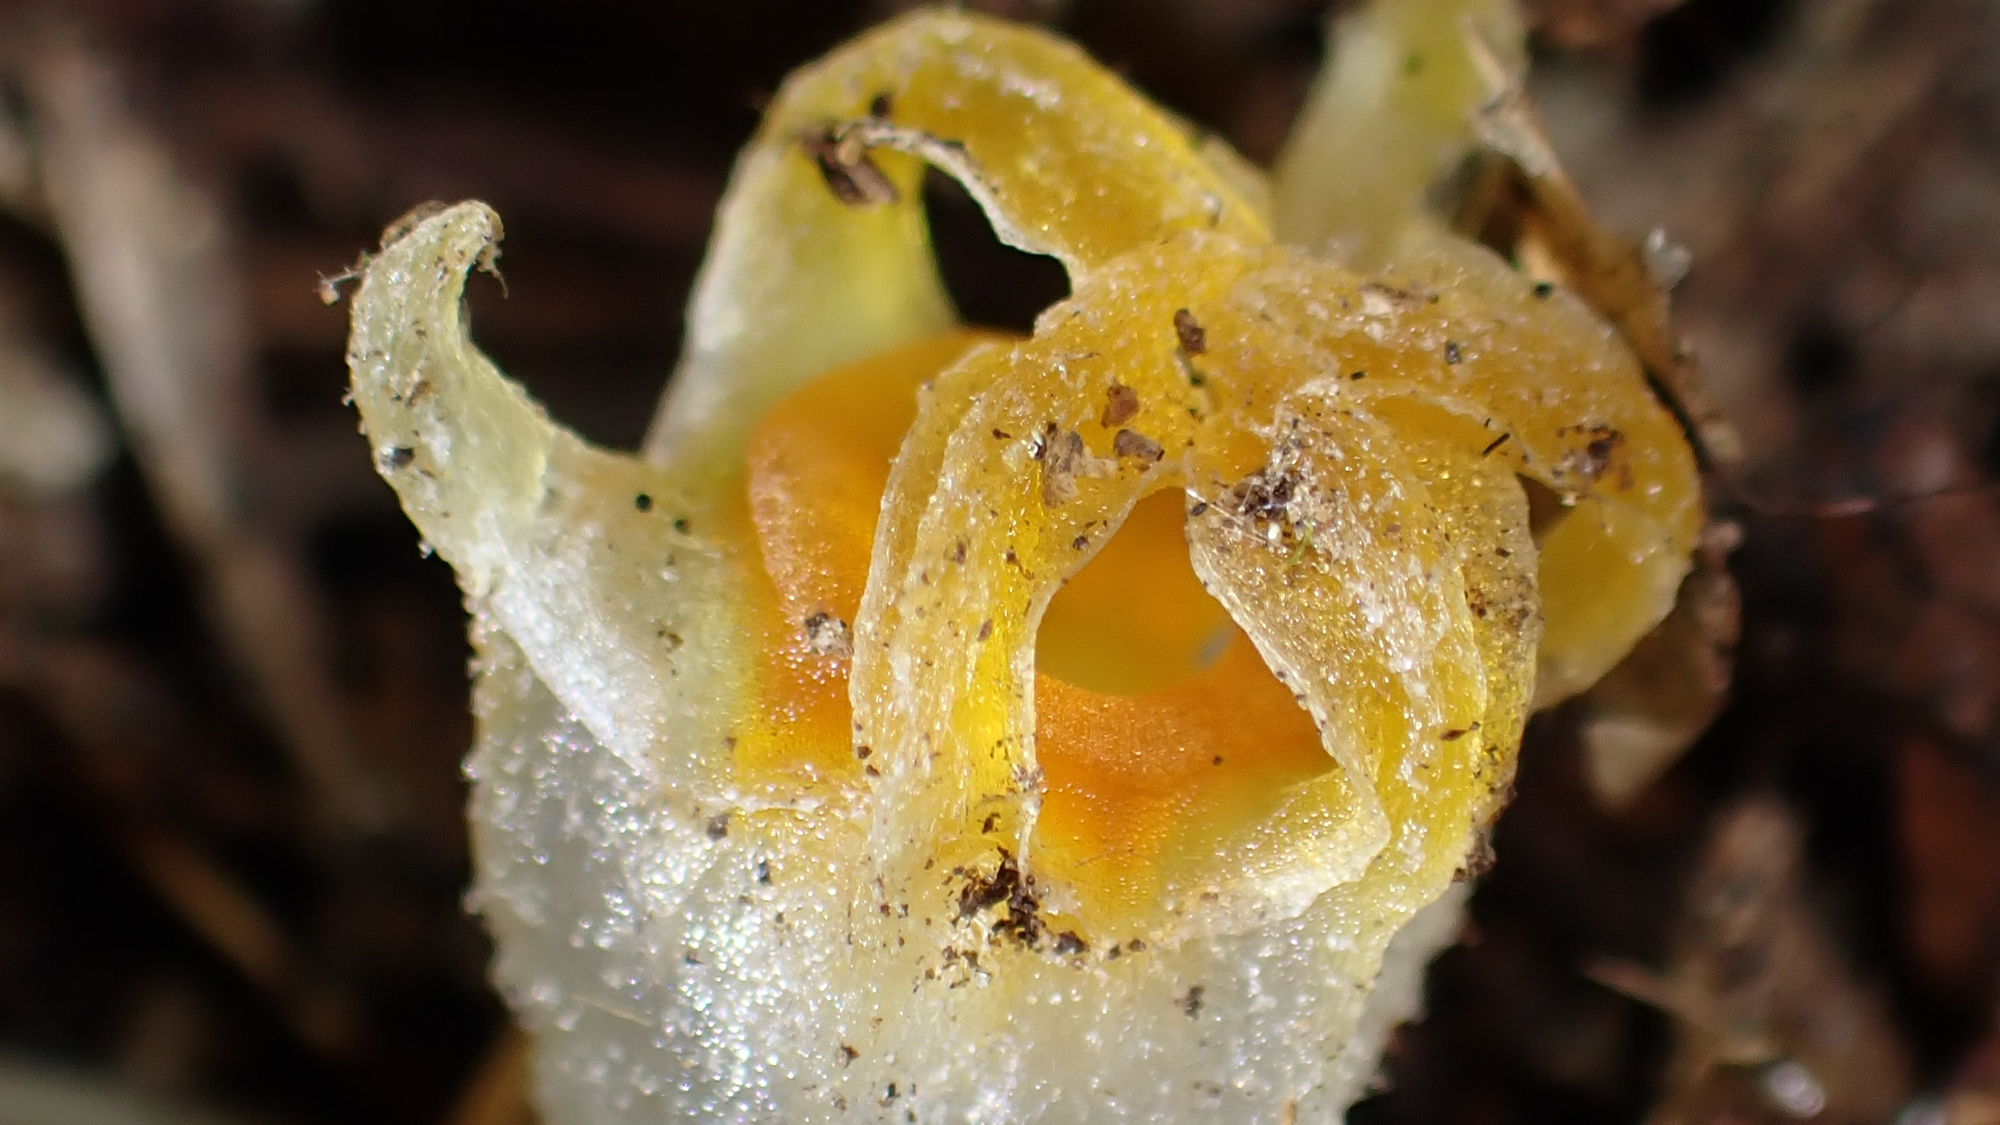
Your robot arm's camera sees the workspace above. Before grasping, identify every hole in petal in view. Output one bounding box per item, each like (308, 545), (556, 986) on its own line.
(923, 169), (1071, 335)
(1518, 473), (1571, 544)
(1036, 490), (1236, 696)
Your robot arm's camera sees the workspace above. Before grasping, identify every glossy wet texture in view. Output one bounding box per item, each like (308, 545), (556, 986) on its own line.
(344, 8), (1699, 1121)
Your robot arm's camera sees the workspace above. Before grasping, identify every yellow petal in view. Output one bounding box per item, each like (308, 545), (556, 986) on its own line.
(347, 203), (738, 784)
(645, 9), (1265, 473)
(346, 5), (1707, 1121)
(1272, 0), (1526, 255)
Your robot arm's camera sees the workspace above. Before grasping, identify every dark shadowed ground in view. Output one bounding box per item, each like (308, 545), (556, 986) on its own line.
(1, 0), (1998, 1122)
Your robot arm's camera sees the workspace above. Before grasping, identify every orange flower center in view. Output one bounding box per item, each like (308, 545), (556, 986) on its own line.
(736, 330), (1329, 920)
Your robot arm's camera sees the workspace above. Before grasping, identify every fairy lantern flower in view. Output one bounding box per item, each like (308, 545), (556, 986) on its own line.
(347, 3), (1699, 1122)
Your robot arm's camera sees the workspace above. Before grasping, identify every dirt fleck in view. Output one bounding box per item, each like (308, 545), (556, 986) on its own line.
(706, 813), (730, 840)
(955, 849), (1047, 948)
(1113, 428), (1164, 463)
(801, 125), (899, 207)
(1102, 382), (1140, 427)
(1179, 985), (1205, 1018)
(1229, 467), (1297, 524)
(1037, 424), (1110, 506)
(803, 611), (854, 658)
(1173, 308), (1207, 355)
(1557, 424), (1629, 487)
(957, 854), (1015, 917)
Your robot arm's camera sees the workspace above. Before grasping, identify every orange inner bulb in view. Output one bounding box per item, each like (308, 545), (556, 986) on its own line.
(739, 330), (1330, 923)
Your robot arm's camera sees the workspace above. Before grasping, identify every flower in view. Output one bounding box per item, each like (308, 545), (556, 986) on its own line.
(345, 7), (1699, 1122)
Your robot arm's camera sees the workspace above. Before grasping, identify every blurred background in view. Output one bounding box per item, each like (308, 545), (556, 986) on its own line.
(0, 0), (1998, 1122)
